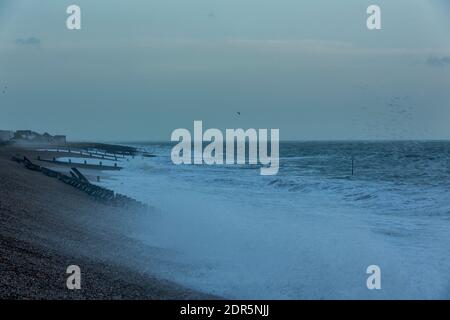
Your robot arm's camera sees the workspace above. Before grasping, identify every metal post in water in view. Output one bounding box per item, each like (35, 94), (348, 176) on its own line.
(351, 155), (354, 176)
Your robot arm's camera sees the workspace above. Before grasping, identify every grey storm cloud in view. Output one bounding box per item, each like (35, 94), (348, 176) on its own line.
(427, 56), (450, 67)
(15, 37), (41, 46)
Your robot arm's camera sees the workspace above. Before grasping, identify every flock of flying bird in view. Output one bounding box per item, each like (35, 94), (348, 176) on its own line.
(0, 77), (427, 139)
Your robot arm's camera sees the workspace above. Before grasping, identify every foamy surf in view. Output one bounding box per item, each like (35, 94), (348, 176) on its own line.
(98, 142), (450, 299)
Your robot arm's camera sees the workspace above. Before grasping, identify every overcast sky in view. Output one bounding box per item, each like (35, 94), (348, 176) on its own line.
(0, 0), (450, 141)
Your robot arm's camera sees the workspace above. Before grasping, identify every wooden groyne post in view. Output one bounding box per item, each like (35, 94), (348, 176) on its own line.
(351, 155), (354, 176)
(12, 156), (146, 209)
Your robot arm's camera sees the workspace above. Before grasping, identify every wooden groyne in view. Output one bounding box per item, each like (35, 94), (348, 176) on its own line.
(66, 142), (156, 158)
(68, 143), (138, 156)
(49, 148), (124, 161)
(37, 157), (122, 171)
(11, 156), (146, 210)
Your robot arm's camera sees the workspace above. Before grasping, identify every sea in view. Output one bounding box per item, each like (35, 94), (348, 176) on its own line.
(97, 141), (450, 299)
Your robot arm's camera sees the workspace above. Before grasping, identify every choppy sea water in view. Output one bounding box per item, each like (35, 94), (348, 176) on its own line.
(99, 141), (450, 299)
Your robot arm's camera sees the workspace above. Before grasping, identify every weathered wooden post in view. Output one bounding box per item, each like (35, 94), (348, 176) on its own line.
(84, 160), (87, 165)
(114, 163), (117, 168)
(99, 161), (102, 166)
(53, 157), (56, 162)
(97, 176), (100, 182)
(69, 159), (72, 164)
(351, 155), (354, 176)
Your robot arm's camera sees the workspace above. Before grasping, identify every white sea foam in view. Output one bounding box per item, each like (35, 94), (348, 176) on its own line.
(99, 143), (450, 299)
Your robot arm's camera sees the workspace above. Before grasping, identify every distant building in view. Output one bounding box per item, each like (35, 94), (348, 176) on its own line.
(0, 130), (14, 142)
(52, 135), (67, 145)
(15, 130), (39, 140)
(10, 130), (67, 145)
